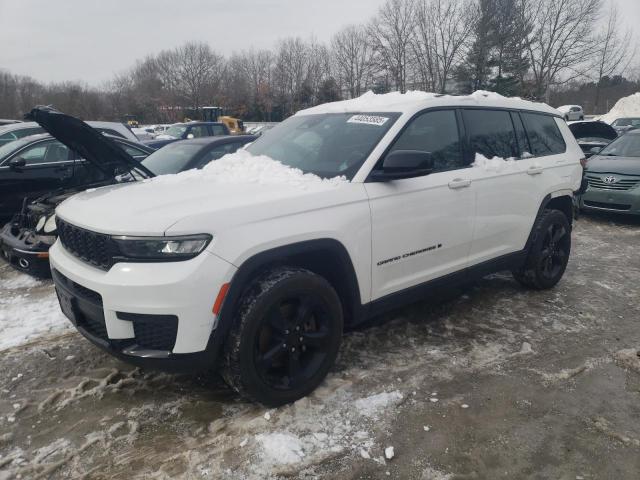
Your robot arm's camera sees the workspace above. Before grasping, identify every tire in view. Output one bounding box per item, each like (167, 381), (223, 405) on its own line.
(221, 267), (343, 406)
(513, 209), (571, 290)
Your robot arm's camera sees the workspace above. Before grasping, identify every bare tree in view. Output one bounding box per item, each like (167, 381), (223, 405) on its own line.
(412, 0), (474, 93)
(273, 37), (310, 115)
(368, 0), (416, 93)
(592, 4), (636, 113)
(331, 25), (375, 98)
(524, 0), (602, 100)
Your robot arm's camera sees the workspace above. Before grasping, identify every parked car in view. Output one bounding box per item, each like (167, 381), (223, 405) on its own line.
(557, 105), (584, 122)
(139, 135), (255, 176)
(49, 92), (582, 406)
(0, 120), (140, 147)
(0, 107), (156, 276)
(144, 122), (230, 149)
(610, 117), (640, 136)
(580, 129), (640, 215)
(567, 121), (617, 157)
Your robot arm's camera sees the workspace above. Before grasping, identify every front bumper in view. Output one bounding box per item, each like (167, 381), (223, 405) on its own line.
(49, 241), (237, 371)
(580, 185), (640, 215)
(0, 223), (52, 277)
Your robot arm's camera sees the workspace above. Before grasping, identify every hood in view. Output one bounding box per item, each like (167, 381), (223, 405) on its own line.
(568, 121), (617, 141)
(25, 106), (155, 179)
(586, 156), (640, 175)
(55, 178), (359, 236)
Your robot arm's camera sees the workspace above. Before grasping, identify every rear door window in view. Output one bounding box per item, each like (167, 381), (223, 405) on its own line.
(462, 109), (518, 159)
(211, 125), (226, 135)
(388, 109), (464, 173)
(521, 113), (566, 156)
(190, 125), (209, 138)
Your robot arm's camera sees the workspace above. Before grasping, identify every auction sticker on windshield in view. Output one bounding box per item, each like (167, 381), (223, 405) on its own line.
(347, 114), (390, 126)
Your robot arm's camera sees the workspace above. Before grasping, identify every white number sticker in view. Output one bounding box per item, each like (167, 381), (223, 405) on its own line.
(347, 115), (389, 126)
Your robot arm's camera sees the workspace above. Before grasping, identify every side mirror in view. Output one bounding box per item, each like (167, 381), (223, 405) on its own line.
(8, 157), (26, 170)
(186, 133), (195, 139)
(589, 146), (602, 155)
(369, 150), (434, 181)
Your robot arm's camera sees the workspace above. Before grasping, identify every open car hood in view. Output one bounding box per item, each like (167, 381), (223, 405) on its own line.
(568, 121), (617, 141)
(25, 106), (155, 179)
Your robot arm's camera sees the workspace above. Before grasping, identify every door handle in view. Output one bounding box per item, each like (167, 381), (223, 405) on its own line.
(527, 166), (543, 175)
(448, 178), (471, 189)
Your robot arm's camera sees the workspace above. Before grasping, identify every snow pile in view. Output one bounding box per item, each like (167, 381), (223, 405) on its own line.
(255, 432), (306, 465)
(472, 153), (517, 172)
(146, 148), (346, 188)
(598, 92), (640, 124)
(0, 272), (71, 351)
(354, 390), (403, 418)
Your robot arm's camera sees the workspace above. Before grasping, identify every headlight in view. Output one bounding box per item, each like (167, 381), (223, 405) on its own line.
(35, 216), (46, 232)
(43, 214), (57, 233)
(112, 234), (212, 261)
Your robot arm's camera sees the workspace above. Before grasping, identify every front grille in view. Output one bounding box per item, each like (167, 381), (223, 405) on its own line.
(117, 312), (179, 351)
(586, 175), (640, 191)
(52, 269), (103, 306)
(57, 218), (118, 270)
(583, 200), (631, 211)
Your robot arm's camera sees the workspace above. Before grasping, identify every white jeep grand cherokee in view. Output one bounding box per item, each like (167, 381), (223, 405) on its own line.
(48, 91), (583, 406)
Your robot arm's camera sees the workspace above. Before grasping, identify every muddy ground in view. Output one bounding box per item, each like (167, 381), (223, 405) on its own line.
(1, 212), (640, 480)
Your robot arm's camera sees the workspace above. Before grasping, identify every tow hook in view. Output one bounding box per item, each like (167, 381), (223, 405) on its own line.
(19, 258), (30, 269)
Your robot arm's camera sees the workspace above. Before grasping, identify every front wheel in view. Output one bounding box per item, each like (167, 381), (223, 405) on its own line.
(513, 209), (571, 290)
(221, 267), (343, 406)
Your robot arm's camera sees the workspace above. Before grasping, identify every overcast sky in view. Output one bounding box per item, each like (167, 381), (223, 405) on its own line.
(0, 0), (638, 86)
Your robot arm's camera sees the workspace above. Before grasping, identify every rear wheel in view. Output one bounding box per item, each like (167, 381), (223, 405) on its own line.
(221, 267), (343, 406)
(513, 209), (571, 290)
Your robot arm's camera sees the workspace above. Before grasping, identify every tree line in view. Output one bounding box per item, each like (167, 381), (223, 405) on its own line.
(0, 0), (637, 123)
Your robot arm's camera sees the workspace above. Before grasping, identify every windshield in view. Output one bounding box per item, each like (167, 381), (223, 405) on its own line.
(599, 133), (640, 158)
(0, 137), (33, 163)
(246, 112), (400, 179)
(164, 125), (187, 138)
(613, 118), (640, 127)
(141, 142), (203, 175)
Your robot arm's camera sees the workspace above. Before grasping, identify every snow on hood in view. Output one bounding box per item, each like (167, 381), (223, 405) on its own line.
(56, 150), (349, 236)
(296, 89), (558, 116)
(146, 148), (346, 188)
(597, 92), (640, 124)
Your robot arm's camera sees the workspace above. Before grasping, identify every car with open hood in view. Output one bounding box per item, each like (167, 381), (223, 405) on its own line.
(48, 91), (583, 406)
(0, 106), (156, 276)
(0, 109), (256, 277)
(567, 121), (617, 157)
(580, 129), (640, 215)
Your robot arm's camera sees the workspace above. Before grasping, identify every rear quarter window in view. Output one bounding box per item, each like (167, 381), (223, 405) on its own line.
(521, 113), (566, 156)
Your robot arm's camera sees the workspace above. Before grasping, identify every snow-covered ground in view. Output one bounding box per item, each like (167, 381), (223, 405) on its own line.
(0, 265), (70, 351)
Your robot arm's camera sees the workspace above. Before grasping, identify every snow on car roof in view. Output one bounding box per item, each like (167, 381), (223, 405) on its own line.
(296, 90), (560, 117)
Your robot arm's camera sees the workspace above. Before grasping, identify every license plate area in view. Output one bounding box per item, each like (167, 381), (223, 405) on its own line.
(56, 287), (77, 325)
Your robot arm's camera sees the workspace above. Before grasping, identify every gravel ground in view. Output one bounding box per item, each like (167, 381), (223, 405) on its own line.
(1, 212), (639, 479)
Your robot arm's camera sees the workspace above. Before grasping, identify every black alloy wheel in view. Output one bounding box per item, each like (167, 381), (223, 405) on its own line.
(222, 267), (343, 406)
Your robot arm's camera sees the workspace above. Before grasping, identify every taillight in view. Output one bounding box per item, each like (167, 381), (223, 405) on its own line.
(579, 157), (587, 168)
